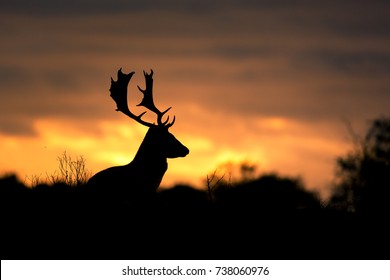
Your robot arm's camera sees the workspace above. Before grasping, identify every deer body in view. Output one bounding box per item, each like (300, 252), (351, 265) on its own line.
(86, 69), (189, 201)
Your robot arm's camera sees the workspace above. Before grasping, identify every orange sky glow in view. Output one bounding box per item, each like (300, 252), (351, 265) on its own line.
(1, 1), (390, 200)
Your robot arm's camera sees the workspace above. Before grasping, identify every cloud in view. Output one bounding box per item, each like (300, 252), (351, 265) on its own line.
(0, 0), (315, 16)
(296, 50), (390, 75)
(0, 66), (34, 88)
(0, 118), (36, 136)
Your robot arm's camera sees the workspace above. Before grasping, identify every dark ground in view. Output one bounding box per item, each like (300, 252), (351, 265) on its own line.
(1, 174), (389, 260)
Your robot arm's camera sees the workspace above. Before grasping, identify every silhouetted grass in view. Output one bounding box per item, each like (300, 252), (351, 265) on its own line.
(26, 151), (92, 188)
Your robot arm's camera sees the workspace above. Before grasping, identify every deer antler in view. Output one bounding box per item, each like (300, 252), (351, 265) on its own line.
(110, 68), (153, 127)
(109, 68), (175, 128)
(137, 70), (175, 128)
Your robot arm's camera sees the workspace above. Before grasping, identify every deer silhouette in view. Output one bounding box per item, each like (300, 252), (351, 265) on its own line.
(86, 69), (189, 202)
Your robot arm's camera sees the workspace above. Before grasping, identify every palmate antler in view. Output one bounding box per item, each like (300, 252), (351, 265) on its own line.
(109, 68), (175, 128)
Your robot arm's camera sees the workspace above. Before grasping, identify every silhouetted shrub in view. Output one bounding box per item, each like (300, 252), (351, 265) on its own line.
(0, 173), (27, 191)
(213, 173), (321, 212)
(330, 116), (390, 216)
(157, 185), (209, 210)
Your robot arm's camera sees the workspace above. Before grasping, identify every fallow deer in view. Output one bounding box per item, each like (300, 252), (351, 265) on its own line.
(86, 69), (189, 203)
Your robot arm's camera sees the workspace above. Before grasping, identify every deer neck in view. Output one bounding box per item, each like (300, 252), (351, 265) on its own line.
(131, 136), (168, 174)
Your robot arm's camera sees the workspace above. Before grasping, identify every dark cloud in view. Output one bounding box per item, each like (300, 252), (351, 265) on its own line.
(0, 95), (111, 137)
(0, 117), (36, 136)
(297, 50), (390, 75)
(0, 66), (34, 89)
(0, 0), (313, 16)
(2, 0), (389, 38)
(211, 45), (273, 60)
(0, 0), (213, 16)
(1, 0), (390, 138)
(0, 64), (113, 136)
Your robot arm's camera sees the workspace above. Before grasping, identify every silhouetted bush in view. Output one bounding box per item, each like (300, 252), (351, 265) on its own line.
(0, 173), (27, 191)
(212, 173), (322, 212)
(330, 116), (390, 216)
(157, 185), (209, 211)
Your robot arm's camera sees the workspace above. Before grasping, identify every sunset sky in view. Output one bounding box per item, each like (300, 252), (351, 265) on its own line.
(1, 1), (389, 199)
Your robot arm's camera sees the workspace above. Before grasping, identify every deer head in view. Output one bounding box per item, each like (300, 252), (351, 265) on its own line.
(109, 68), (189, 159)
(110, 69), (172, 127)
